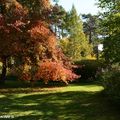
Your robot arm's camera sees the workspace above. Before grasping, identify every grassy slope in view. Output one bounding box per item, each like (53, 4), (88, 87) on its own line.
(0, 83), (120, 120)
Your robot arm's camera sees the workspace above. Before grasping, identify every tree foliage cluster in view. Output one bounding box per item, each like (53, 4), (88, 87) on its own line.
(101, 68), (120, 101)
(97, 0), (120, 103)
(0, 0), (79, 84)
(58, 5), (92, 60)
(97, 0), (120, 64)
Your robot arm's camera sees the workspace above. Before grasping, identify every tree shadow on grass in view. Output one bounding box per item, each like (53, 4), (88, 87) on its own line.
(0, 80), (67, 89)
(0, 91), (120, 120)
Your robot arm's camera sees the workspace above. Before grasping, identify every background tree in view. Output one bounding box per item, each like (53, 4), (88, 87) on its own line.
(50, 3), (66, 38)
(82, 14), (100, 44)
(82, 14), (102, 58)
(59, 5), (92, 60)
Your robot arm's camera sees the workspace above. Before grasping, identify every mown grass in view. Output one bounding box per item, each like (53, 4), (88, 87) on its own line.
(0, 82), (120, 120)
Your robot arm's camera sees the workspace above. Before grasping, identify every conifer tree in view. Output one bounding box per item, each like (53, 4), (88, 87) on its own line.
(60, 5), (92, 60)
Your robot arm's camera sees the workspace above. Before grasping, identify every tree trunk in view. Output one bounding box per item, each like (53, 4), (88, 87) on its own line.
(55, 24), (57, 35)
(58, 27), (61, 39)
(89, 30), (92, 43)
(96, 47), (99, 60)
(0, 57), (7, 84)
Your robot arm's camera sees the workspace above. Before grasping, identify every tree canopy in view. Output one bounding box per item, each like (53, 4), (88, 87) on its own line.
(0, 0), (79, 84)
(59, 5), (92, 60)
(97, 0), (120, 64)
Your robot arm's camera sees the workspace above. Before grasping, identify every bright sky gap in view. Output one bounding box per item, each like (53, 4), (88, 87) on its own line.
(51, 0), (99, 15)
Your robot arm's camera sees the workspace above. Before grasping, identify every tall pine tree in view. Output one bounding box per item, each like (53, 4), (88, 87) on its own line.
(60, 5), (92, 60)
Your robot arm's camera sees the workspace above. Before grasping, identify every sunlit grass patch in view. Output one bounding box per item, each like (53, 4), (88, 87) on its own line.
(0, 83), (119, 120)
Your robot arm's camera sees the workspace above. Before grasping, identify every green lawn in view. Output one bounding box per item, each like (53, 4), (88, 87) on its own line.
(0, 83), (120, 120)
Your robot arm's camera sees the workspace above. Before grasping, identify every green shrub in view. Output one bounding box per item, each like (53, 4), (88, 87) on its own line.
(101, 68), (120, 103)
(74, 60), (105, 82)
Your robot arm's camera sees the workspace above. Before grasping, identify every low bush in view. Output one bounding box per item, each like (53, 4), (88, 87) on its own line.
(101, 68), (120, 103)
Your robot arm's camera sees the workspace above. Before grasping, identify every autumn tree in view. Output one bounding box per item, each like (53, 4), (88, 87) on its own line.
(0, 0), (28, 83)
(0, 0), (79, 84)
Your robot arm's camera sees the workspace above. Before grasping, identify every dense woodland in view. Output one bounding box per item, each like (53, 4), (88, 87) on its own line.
(0, 0), (120, 119)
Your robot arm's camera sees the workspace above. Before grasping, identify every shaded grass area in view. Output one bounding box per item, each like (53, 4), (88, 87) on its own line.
(0, 80), (68, 93)
(0, 84), (120, 120)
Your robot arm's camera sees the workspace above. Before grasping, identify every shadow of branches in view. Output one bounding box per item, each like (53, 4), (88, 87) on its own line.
(0, 91), (120, 120)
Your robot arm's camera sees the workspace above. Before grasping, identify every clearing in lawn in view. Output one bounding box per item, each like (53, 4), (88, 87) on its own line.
(0, 83), (120, 120)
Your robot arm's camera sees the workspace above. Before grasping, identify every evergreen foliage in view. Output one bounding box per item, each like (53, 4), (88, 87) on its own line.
(59, 5), (92, 60)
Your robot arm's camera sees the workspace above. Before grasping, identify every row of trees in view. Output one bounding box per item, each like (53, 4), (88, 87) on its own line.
(52, 2), (104, 60)
(0, 0), (98, 85)
(1, 0), (118, 85)
(53, 0), (120, 65)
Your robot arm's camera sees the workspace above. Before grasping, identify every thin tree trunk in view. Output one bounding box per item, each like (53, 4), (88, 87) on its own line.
(96, 47), (99, 60)
(0, 57), (7, 84)
(55, 24), (57, 35)
(58, 27), (61, 39)
(61, 27), (64, 39)
(89, 30), (92, 43)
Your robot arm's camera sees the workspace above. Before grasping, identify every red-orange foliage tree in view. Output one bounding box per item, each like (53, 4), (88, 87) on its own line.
(0, 0), (80, 84)
(0, 0), (28, 83)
